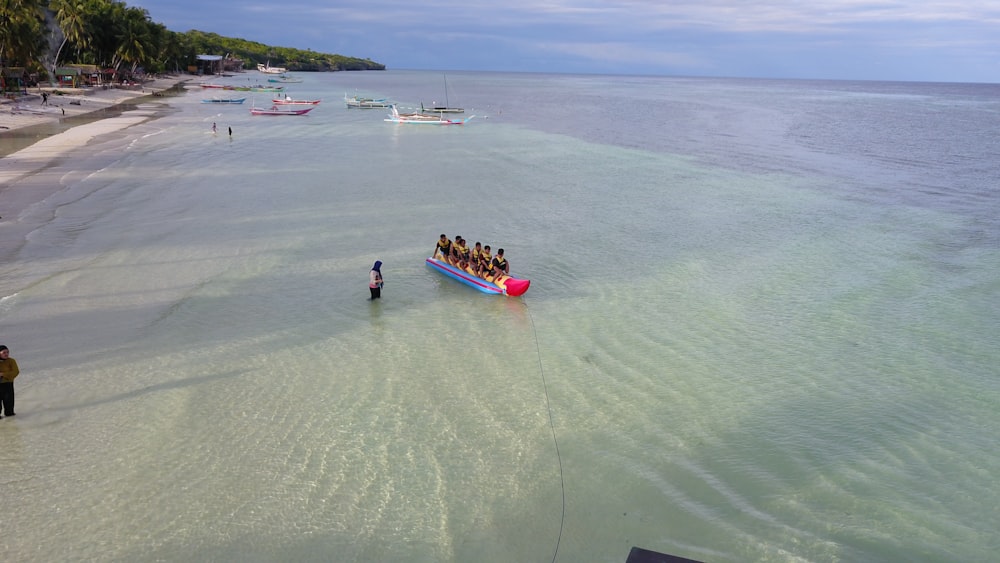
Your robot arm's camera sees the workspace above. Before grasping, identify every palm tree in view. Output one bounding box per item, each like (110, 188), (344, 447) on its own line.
(113, 6), (150, 75)
(49, 0), (89, 85)
(0, 0), (46, 69)
(51, 0), (89, 65)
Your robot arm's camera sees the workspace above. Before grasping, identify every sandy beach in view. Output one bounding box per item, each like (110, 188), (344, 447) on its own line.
(0, 74), (190, 259)
(1, 75), (190, 166)
(0, 75), (188, 141)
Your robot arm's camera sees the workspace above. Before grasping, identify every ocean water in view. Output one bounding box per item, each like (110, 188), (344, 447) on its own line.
(1, 70), (998, 562)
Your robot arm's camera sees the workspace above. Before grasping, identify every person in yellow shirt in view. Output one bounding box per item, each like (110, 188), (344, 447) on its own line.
(492, 248), (510, 277)
(452, 237), (470, 270)
(470, 242), (483, 273)
(433, 234), (452, 260)
(477, 245), (493, 278)
(0, 345), (19, 418)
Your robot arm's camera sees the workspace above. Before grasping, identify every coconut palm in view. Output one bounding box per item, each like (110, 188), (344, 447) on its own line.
(50, 0), (89, 68)
(0, 0), (46, 68)
(112, 5), (150, 74)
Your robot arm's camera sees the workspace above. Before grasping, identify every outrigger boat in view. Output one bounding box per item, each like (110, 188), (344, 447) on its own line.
(345, 94), (391, 108)
(420, 74), (464, 113)
(385, 105), (473, 125)
(250, 105), (314, 116)
(421, 102), (464, 114)
(257, 61), (287, 74)
(272, 95), (321, 106)
(201, 97), (246, 104)
(425, 256), (530, 296)
(233, 85), (284, 92)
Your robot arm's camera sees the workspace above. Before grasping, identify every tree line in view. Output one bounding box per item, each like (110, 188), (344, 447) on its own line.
(0, 0), (384, 82)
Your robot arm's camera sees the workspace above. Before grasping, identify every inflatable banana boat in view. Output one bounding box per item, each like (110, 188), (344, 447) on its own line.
(425, 257), (530, 296)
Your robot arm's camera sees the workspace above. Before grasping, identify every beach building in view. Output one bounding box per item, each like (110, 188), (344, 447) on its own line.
(53, 66), (82, 88)
(2, 67), (29, 96)
(53, 65), (118, 87)
(192, 54), (244, 75)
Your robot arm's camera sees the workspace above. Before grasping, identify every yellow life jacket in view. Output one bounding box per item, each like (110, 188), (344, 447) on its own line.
(437, 239), (451, 257)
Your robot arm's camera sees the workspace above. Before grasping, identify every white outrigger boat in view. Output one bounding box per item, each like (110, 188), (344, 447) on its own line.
(257, 61), (287, 74)
(345, 94), (391, 108)
(272, 95), (321, 106)
(384, 105), (473, 125)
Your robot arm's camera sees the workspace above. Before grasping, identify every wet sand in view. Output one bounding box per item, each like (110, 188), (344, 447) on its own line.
(0, 75), (189, 155)
(0, 75), (190, 260)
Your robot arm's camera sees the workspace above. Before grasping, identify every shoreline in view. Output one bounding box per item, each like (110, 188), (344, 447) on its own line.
(0, 75), (190, 224)
(0, 74), (190, 157)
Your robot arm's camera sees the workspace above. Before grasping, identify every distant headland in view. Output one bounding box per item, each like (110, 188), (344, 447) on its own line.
(185, 30), (385, 72)
(0, 0), (383, 91)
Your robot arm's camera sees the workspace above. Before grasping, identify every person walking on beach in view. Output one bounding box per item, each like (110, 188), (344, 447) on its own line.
(41, 92), (48, 105)
(369, 260), (384, 300)
(212, 122), (217, 133)
(0, 345), (19, 418)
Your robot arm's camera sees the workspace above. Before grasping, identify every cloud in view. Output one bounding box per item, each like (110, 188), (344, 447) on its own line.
(138, 0), (1000, 37)
(536, 41), (708, 69)
(131, 0), (1000, 81)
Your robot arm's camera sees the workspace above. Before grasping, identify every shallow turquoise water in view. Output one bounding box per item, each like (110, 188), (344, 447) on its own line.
(1, 71), (998, 561)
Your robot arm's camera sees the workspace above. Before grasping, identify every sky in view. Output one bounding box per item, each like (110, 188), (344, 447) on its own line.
(130, 0), (1000, 83)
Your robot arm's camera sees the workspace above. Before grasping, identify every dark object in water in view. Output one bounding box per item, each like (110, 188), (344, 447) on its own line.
(69, 100), (81, 105)
(626, 546), (703, 563)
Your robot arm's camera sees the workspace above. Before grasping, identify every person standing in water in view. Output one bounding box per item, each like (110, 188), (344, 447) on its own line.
(369, 261), (384, 300)
(0, 345), (19, 418)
